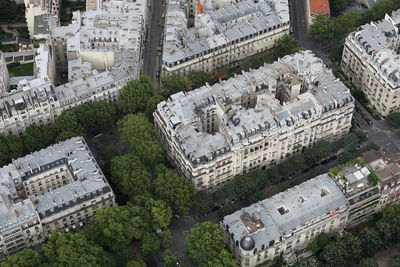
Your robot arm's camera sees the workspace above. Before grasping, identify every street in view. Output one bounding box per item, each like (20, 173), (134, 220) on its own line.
(142, 0), (164, 91)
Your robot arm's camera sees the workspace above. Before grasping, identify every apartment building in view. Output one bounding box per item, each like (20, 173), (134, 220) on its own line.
(222, 174), (349, 266)
(363, 149), (400, 208)
(222, 151), (400, 266)
(329, 160), (380, 225)
(0, 0), (148, 135)
(161, 0), (290, 76)
(341, 9), (400, 116)
(24, 0), (58, 39)
(0, 137), (115, 258)
(154, 50), (354, 190)
(0, 53), (10, 97)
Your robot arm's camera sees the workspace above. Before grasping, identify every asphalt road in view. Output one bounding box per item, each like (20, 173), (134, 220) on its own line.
(354, 101), (400, 158)
(142, 0), (164, 91)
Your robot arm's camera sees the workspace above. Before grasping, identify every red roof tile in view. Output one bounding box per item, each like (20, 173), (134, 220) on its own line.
(310, 0), (330, 16)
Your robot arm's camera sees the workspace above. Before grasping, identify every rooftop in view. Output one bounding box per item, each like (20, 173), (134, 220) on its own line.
(157, 50), (353, 166)
(349, 9), (400, 85)
(309, 0), (330, 16)
(162, 0), (290, 64)
(0, 137), (113, 231)
(222, 174), (347, 251)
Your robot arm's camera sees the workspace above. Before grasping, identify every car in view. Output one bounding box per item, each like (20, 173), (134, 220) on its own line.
(356, 121), (361, 128)
(361, 113), (368, 119)
(156, 70), (160, 77)
(366, 118), (373, 126)
(156, 49), (162, 52)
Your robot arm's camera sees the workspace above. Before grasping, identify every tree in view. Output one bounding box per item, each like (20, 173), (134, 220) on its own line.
(292, 258), (319, 267)
(193, 191), (215, 215)
(273, 35), (300, 58)
(126, 260), (146, 267)
(120, 169), (153, 201)
(95, 205), (148, 251)
(160, 230), (173, 250)
(343, 233), (362, 262)
(118, 114), (165, 166)
(308, 233), (331, 254)
(119, 75), (154, 114)
(185, 70), (211, 89)
(140, 232), (161, 257)
(144, 198), (173, 230)
(24, 124), (56, 152)
(203, 249), (238, 267)
(359, 228), (383, 256)
(187, 222), (236, 266)
(110, 154), (144, 185)
(144, 95), (165, 120)
(161, 73), (192, 97)
(352, 89), (369, 104)
(389, 255), (400, 267)
(113, 247), (135, 267)
(330, 44), (344, 62)
(303, 141), (332, 166)
(1, 249), (43, 267)
(154, 167), (196, 215)
(163, 249), (179, 267)
(42, 231), (113, 266)
(0, 0), (17, 23)
(74, 101), (116, 134)
(386, 113), (400, 129)
(55, 110), (85, 139)
(329, 0), (353, 13)
(0, 135), (24, 166)
(321, 241), (348, 266)
(309, 15), (335, 41)
(359, 258), (379, 267)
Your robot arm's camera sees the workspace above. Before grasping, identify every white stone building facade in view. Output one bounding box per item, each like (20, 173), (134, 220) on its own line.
(341, 9), (400, 116)
(154, 51), (354, 190)
(161, 0), (290, 76)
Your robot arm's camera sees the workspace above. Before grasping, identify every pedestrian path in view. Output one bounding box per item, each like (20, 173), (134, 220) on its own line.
(363, 125), (381, 136)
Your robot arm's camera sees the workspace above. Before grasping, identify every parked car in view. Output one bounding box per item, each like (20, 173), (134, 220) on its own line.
(355, 105), (362, 113)
(366, 118), (373, 126)
(361, 113), (368, 119)
(356, 121), (361, 128)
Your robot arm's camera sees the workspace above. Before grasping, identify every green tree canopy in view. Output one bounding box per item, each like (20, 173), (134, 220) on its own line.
(42, 231), (113, 267)
(329, 0), (354, 13)
(118, 114), (164, 166)
(74, 101), (116, 134)
(161, 73), (192, 97)
(187, 222), (236, 267)
(24, 124), (56, 152)
(273, 35), (301, 58)
(303, 141), (332, 166)
(1, 249), (43, 267)
(144, 95), (165, 120)
(185, 70), (211, 89)
(140, 232), (161, 257)
(120, 169), (153, 201)
(359, 258), (379, 267)
(386, 113), (400, 129)
(141, 198), (173, 230)
(110, 154), (144, 185)
(119, 75), (154, 114)
(309, 15), (335, 41)
(163, 249), (179, 267)
(0, 135), (24, 166)
(389, 255), (400, 267)
(95, 205), (148, 251)
(154, 167), (196, 215)
(55, 110), (85, 138)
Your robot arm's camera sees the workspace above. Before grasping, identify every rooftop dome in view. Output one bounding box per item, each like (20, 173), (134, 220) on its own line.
(240, 236), (255, 251)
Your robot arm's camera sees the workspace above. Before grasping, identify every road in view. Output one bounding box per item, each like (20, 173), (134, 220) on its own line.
(142, 0), (164, 91)
(354, 101), (400, 158)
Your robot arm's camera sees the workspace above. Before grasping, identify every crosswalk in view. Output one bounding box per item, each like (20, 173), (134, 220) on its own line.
(363, 125), (381, 136)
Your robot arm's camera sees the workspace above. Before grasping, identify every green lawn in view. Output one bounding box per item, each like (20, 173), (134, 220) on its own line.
(8, 62), (34, 77)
